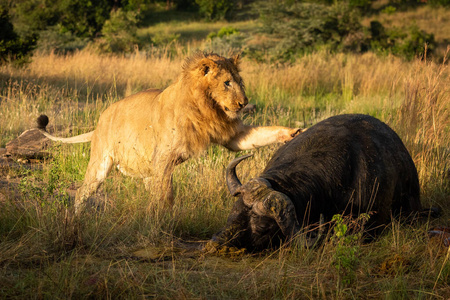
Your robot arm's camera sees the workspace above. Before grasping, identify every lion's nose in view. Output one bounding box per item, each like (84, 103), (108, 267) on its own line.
(240, 96), (248, 108)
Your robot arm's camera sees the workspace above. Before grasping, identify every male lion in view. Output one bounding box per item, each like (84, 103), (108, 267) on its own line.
(38, 52), (301, 212)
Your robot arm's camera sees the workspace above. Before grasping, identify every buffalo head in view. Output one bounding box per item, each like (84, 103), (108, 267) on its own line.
(207, 154), (321, 251)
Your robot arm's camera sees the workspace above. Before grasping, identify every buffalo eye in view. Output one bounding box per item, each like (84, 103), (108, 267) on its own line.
(224, 81), (231, 87)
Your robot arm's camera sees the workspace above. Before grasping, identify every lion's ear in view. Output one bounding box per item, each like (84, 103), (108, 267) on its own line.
(198, 58), (215, 77)
(203, 65), (210, 76)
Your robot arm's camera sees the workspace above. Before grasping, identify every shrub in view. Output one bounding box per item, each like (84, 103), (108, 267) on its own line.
(207, 26), (240, 40)
(204, 33), (246, 56)
(370, 22), (436, 60)
(428, 0), (450, 6)
(96, 9), (140, 53)
(195, 0), (235, 20)
(257, 1), (365, 61)
(331, 214), (370, 288)
(381, 5), (397, 15)
(0, 6), (36, 65)
(10, 0), (149, 51)
(255, 0), (437, 62)
(37, 25), (89, 53)
(204, 26), (245, 55)
(12, 0), (112, 39)
(390, 25), (435, 60)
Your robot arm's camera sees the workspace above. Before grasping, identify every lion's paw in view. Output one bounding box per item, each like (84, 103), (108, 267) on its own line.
(280, 128), (304, 143)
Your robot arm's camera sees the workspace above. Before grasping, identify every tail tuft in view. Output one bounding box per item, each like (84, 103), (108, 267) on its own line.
(37, 115), (49, 130)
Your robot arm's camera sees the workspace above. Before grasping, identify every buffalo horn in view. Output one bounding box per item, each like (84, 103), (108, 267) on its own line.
(226, 154), (253, 196)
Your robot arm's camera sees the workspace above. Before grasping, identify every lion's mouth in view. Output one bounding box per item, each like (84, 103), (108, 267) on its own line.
(225, 107), (242, 113)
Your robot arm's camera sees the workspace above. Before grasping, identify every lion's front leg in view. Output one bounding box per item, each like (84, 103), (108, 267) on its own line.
(224, 125), (304, 151)
(143, 158), (177, 208)
(143, 175), (174, 209)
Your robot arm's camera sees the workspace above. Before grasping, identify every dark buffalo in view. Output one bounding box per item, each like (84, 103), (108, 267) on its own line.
(207, 114), (422, 251)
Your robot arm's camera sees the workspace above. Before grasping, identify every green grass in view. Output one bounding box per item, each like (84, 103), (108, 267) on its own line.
(0, 24), (449, 300)
(137, 19), (257, 52)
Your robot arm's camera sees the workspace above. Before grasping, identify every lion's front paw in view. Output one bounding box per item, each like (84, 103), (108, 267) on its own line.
(280, 128), (304, 143)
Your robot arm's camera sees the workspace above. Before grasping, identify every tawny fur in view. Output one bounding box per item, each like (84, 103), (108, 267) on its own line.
(38, 52), (302, 213)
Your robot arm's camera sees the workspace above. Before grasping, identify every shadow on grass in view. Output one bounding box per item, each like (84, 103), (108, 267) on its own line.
(0, 72), (128, 103)
(140, 8), (199, 27)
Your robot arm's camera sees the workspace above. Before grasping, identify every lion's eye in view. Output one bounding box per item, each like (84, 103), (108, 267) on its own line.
(224, 81), (231, 87)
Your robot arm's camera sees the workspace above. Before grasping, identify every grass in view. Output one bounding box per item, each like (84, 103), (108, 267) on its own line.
(0, 44), (449, 298)
(137, 19), (258, 44)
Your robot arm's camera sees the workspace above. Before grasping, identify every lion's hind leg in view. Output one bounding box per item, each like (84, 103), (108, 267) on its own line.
(75, 155), (113, 213)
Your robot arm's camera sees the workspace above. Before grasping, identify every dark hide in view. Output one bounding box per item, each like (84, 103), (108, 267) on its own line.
(212, 114), (421, 251)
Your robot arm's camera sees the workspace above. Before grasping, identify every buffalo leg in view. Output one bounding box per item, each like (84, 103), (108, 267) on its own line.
(206, 198), (250, 250)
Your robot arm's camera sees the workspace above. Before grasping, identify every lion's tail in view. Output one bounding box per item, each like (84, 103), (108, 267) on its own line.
(37, 114), (93, 144)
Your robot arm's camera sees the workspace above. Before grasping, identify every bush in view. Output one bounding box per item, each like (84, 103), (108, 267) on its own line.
(12, 0), (111, 38)
(390, 25), (435, 60)
(207, 26), (240, 40)
(257, 1), (365, 62)
(204, 27), (246, 55)
(428, 0), (450, 6)
(254, 0), (437, 62)
(195, 0), (235, 20)
(11, 0), (150, 42)
(13, 0), (59, 33)
(37, 25), (89, 53)
(370, 22), (435, 60)
(96, 9), (140, 53)
(0, 6), (36, 65)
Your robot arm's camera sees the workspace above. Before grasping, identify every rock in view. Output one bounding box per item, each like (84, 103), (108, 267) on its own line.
(4, 124), (74, 160)
(5, 129), (52, 159)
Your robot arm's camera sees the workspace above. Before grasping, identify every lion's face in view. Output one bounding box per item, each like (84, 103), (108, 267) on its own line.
(207, 61), (248, 119)
(184, 53), (249, 120)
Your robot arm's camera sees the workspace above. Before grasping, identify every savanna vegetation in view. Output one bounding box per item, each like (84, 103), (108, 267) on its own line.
(0, 0), (449, 298)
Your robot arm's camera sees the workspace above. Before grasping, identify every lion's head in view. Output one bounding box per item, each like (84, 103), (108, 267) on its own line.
(183, 52), (248, 120)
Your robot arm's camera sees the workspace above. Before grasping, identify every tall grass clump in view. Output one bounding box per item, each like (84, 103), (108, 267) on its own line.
(387, 49), (450, 208)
